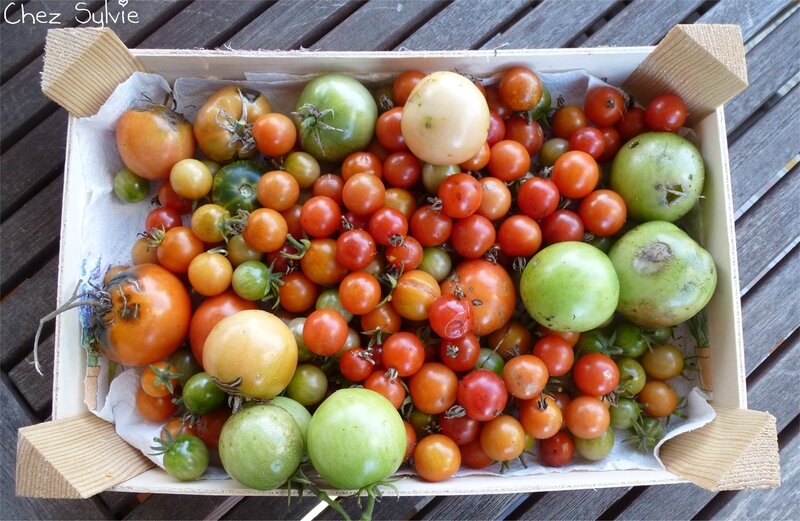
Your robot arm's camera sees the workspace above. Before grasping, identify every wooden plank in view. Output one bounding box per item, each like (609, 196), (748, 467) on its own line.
(124, 494), (243, 520)
(729, 84), (799, 217)
(723, 8), (800, 133)
(219, 495), (322, 520)
(481, 0), (617, 49)
(0, 111), (67, 221)
(0, 1), (189, 149)
(315, 494), (431, 520)
(0, 377), (111, 519)
(312, 0), (446, 51)
(0, 176), (62, 293)
(225, 0), (363, 51)
(741, 247), (799, 380)
(8, 335), (55, 417)
(414, 493), (527, 520)
(708, 423), (799, 520)
(398, 0), (530, 50)
(735, 167), (800, 295)
(0, 255), (58, 370)
(580, 0), (705, 47)
(511, 488), (629, 519)
(697, 0), (790, 42)
(138, 1), (272, 49)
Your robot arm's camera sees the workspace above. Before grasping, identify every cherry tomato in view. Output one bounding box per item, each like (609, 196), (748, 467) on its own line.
(578, 189), (627, 237)
(391, 270), (441, 321)
(242, 208), (289, 253)
(502, 355), (549, 400)
(368, 207), (408, 246)
(438, 173), (482, 219)
(517, 177), (560, 220)
(551, 105), (587, 140)
(303, 309), (349, 356)
(461, 438), (494, 469)
(552, 150), (599, 199)
(338, 272), (382, 316)
(584, 86), (626, 127)
(312, 174), (345, 205)
(457, 369), (508, 421)
(564, 396), (610, 439)
(409, 362), (458, 414)
(541, 209), (585, 244)
(360, 302), (402, 335)
(384, 235), (423, 271)
(189, 291), (257, 366)
(645, 94), (687, 132)
(440, 259), (516, 336)
(637, 380), (679, 418)
(393, 70), (425, 105)
(156, 226), (204, 274)
(339, 347), (376, 382)
(336, 229), (377, 271)
(403, 420), (417, 463)
(375, 107), (407, 151)
(301, 196), (341, 238)
(439, 334), (481, 372)
(477, 177), (512, 221)
(573, 353), (620, 397)
(497, 215), (542, 258)
(279, 272), (318, 314)
(253, 112), (297, 157)
(410, 205), (452, 247)
(145, 207), (182, 233)
(615, 106), (647, 140)
(157, 182), (192, 214)
(341, 151), (382, 180)
(569, 127), (606, 159)
(485, 87), (512, 119)
(532, 335), (574, 377)
(498, 66), (543, 111)
(504, 116), (544, 155)
(414, 434), (461, 482)
(486, 111), (506, 145)
(364, 370), (406, 409)
(487, 140), (530, 182)
(641, 344), (685, 380)
(439, 413), (480, 446)
(141, 361), (180, 398)
(539, 431), (574, 466)
(486, 320), (533, 359)
(428, 295), (474, 340)
(459, 141), (491, 172)
(520, 395), (562, 439)
(383, 151), (421, 188)
(450, 214), (496, 259)
(187, 252), (233, 297)
(342, 172), (385, 217)
(301, 239), (348, 286)
(597, 126), (622, 162)
(480, 414), (526, 462)
(136, 387), (177, 422)
(195, 408), (231, 451)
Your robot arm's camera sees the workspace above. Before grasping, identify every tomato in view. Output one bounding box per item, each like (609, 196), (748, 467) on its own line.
(383, 151), (421, 188)
(410, 205), (452, 247)
(597, 126), (623, 162)
(538, 325), (579, 347)
(450, 214), (495, 259)
(278, 272), (318, 314)
(376, 107), (408, 152)
(116, 104), (196, 180)
(428, 295), (474, 341)
(219, 404), (303, 490)
(339, 348), (375, 382)
(385, 235), (423, 271)
(98, 264), (191, 366)
(497, 215), (542, 258)
(160, 434), (209, 481)
(136, 387), (177, 422)
(517, 177), (559, 220)
(414, 434), (461, 482)
(409, 362), (458, 414)
(584, 86), (626, 127)
(485, 86), (511, 119)
(569, 127), (606, 159)
(393, 70), (426, 105)
(203, 310), (297, 399)
(211, 160), (263, 214)
(303, 309), (349, 356)
(339, 272), (381, 316)
(520, 395), (562, 440)
(157, 182), (192, 214)
(191, 204), (229, 244)
(113, 168), (149, 203)
(539, 137), (570, 167)
(486, 111), (506, 145)
(419, 246), (452, 283)
(502, 355), (549, 400)
(301, 239), (348, 286)
(308, 388), (406, 488)
(286, 363), (328, 406)
(457, 369), (508, 421)
(300, 196), (341, 238)
(364, 370), (406, 408)
(438, 173), (482, 219)
(480, 414), (526, 462)
(641, 344), (685, 380)
(439, 334), (480, 372)
(155, 227), (203, 274)
(439, 413), (480, 446)
(368, 207), (408, 246)
(498, 66), (542, 111)
(242, 208), (288, 253)
(552, 150), (599, 199)
(460, 141), (491, 171)
(170, 159), (213, 200)
(284, 151), (321, 189)
(574, 428), (614, 461)
(637, 380), (679, 418)
(578, 189), (627, 237)
(615, 106), (648, 140)
(461, 438), (494, 469)
(487, 140), (530, 182)
(440, 259), (516, 336)
(616, 357), (647, 397)
(610, 397), (641, 429)
(194, 86), (271, 163)
(540, 209), (585, 244)
(336, 229), (377, 271)
(161, 417), (198, 440)
(551, 105), (587, 140)
(572, 353), (620, 397)
(361, 302), (402, 335)
(563, 396), (610, 439)
(188, 252), (232, 296)
(402, 71), (489, 165)
(257, 170), (300, 212)
(343, 172), (385, 217)
(403, 421), (418, 462)
(532, 335), (574, 377)
(195, 408), (231, 451)
(477, 177), (512, 221)
(539, 431), (574, 467)
(253, 112), (296, 157)
(145, 207), (182, 234)
(293, 74), (378, 162)
(475, 348), (505, 377)
(141, 361), (179, 398)
(182, 372), (226, 415)
(486, 320), (533, 359)
(391, 270), (441, 321)
(520, 242), (618, 332)
(645, 93), (687, 132)
(504, 116), (544, 155)
(189, 292), (258, 367)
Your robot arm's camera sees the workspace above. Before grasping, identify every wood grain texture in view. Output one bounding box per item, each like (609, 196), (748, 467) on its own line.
(316, 494), (432, 520)
(398, 0), (530, 50)
(481, 0), (617, 49)
(225, 0), (362, 51)
(1, 378), (111, 518)
(728, 85), (799, 217)
(735, 167), (800, 295)
(9, 335), (55, 417)
(219, 495), (322, 520)
(723, 8), (800, 133)
(581, 0), (705, 47)
(697, 0), (791, 42)
(414, 493), (527, 520)
(510, 488), (629, 520)
(124, 494), (243, 520)
(313, 0), (446, 51)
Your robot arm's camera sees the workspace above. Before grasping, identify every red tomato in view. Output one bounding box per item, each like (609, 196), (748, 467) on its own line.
(440, 259), (516, 336)
(564, 396), (610, 439)
(532, 335), (575, 377)
(584, 86), (626, 127)
(439, 413), (481, 446)
(428, 295), (474, 340)
(615, 106), (647, 140)
(573, 353), (620, 397)
(520, 395), (562, 439)
(541, 209), (585, 244)
(578, 189), (627, 237)
(551, 151), (599, 199)
(409, 362), (458, 414)
(569, 127), (606, 159)
(539, 431), (574, 466)
(439, 334), (481, 372)
(438, 173), (483, 219)
(303, 309), (349, 356)
(502, 355), (549, 400)
(381, 332), (426, 377)
(517, 177), (559, 220)
(497, 215), (542, 258)
(457, 369), (508, 421)
(645, 94), (687, 132)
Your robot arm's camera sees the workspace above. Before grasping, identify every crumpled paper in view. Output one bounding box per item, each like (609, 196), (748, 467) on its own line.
(73, 69), (715, 482)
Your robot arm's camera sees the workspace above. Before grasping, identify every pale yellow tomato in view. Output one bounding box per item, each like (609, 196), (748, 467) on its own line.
(170, 158), (213, 200)
(401, 71), (489, 165)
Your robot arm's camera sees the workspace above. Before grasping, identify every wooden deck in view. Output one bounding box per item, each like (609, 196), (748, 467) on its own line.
(1, 0), (798, 519)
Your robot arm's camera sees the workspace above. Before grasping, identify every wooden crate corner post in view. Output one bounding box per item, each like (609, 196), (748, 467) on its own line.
(623, 24), (748, 126)
(41, 27), (145, 117)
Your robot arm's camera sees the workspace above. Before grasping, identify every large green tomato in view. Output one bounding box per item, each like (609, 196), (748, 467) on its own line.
(293, 74), (377, 162)
(609, 220), (717, 328)
(218, 404), (303, 490)
(211, 160), (262, 214)
(307, 388), (406, 490)
(520, 242), (619, 332)
(611, 132), (704, 222)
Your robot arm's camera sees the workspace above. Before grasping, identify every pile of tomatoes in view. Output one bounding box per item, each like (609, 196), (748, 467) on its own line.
(100, 64), (697, 487)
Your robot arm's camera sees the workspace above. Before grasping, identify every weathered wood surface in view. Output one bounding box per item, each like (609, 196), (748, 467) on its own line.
(1, 1), (797, 520)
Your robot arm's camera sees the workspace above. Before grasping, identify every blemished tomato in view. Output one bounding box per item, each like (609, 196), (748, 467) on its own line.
(564, 396), (610, 439)
(457, 369), (508, 421)
(368, 207), (408, 246)
(579, 189), (627, 237)
(385, 235), (423, 271)
(584, 86), (626, 127)
(414, 434), (461, 482)
(477, 177), (512, 221)
(428, 294), (474, 340)
(539, 431), (574, 467)
(136, 386), (177, 422)
(520, 395), (562, 440)
(498, 66), (543, 111)
(645, 93), (687, 132)
(99, 264), (191, 366)
(203, 310), (297, 400)
(252, 112), (297, 157)
(116, 104), (196, 180)
(303, 309), (349, 356)
(572, 353), (620, 397)
(502, 355), (549, 400)
(189, 291), (257, 366)
(392, 269), (441, 321)
(194, 86), (271, 163)
(439, 334), (481, 372)
(480, 414), (526, 462)
(440, 259), (516, 336)
(552, 150), (599, 199)
(408, 362), (458, 414)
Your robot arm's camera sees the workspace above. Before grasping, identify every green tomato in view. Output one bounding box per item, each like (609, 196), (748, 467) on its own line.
(538, 138), (569, 167)
(615, 357), (647, 397)
(574, 428), (614, 461)
(211, 160), (263, 214)
(163, 434), (209, 481)
(609, 221), (717, 328)
(575, 328), (612, 356)
(232, 260), (269, 301)
(113, 168), (149, 203)
(316, 288), (354, 323)
(307, 388), (406, 490)
(419, 247), (452, 282)
(270, 396), (312, 443)
(285, 363), (328, 406)
(421, 162), (459, 194)
(182, 372), (226, 415)
(475, 347), (505, 377)
(168, 347), (202, 387)
(520, 242), (619, 332)
(614, 321), (648, 358)
(219, 404), (303, 490)
(288, 317), (314, 362)
(526, 85), (551, 122)
(610, 397), (641, 429)
(611, 132), (704, 222)
(293, 74), (378, 163)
